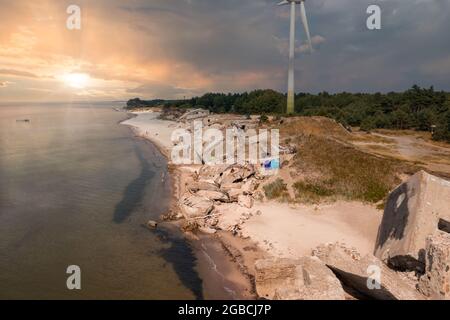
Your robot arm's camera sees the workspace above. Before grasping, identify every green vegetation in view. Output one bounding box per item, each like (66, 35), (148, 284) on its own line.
(280, 117), (418, 204)
(259, 114), (269, 123)
(126, 98), (176, 109)
(290, 133), (415, 204)
(187, 90), (285, 114)
(433, 111), (450, 141)
(263, 178), (289, 201)
(129, 85), (450, 142)
(260, 117), (419, 204)
(293, 180), (335, 204)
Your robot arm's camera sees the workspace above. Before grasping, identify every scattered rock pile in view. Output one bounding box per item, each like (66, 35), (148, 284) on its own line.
(176, 164), (263, 234)
(171, 156), (450, 300)
(419, 231), (450, 299)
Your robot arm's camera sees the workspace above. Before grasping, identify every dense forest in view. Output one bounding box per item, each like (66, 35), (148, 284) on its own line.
(126, 85), (450, 142)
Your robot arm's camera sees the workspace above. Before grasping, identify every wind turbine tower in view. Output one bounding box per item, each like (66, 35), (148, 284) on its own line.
(278, 0), (313, 114)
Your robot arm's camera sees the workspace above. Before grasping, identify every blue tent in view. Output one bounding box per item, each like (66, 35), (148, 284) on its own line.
(264, 159), (280, 170)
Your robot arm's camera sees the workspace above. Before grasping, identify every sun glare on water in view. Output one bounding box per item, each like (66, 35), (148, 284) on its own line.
(62, 73), (90, 89)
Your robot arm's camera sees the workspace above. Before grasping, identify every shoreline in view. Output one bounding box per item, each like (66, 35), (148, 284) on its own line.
(120, 111), (258, 300)
(119, 110), (415, 300)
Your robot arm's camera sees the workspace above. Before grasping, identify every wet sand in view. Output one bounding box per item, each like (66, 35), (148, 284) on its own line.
(121, 111), (257, 300)
(120, 110), (387, 300)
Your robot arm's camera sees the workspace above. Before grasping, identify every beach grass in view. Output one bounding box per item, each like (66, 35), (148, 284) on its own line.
(263, 178), (290, 201)
(274, 117), (419, 204)
(292, 134), (415, 203)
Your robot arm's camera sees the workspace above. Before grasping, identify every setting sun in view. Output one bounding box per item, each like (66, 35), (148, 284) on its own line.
(62, 73), (90, 89)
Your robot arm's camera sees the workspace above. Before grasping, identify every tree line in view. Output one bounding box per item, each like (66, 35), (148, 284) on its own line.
(126, 85), (450, 142)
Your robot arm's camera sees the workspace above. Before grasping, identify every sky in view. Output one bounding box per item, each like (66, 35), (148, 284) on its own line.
(0, 0), (450, 102)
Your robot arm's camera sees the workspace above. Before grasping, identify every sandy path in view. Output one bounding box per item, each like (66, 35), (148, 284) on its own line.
(372, 133), (430, 159)
(241, 201), (382, 258)
(354, 132), (450, 176)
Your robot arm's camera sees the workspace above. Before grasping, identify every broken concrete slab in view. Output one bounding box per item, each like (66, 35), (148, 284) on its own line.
(313, 243), (424, 300)
(196, 190), (229, 202)
(196, 164), (229, 185)
(219, 182), (244, 194)
(227, 188), (243, 202)
(374, 171), (450, 271)
(179, 194), (214, 219)
(238, 195), (254, 208)
(254, 257), (346, 300)
(146, 220), (158, 229)
(214, 203), (252, 232)
(198, 226), (217, 235)
(215, 164), (256, 186)
(241, 179), (258, 195)
(419, 232), (450, 299)
(188, 181), (221, 193)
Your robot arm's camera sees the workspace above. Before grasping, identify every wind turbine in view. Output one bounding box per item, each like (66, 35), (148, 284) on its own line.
(278, 0), (313, 114)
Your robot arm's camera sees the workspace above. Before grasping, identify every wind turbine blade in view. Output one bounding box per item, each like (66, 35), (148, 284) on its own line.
(277, 0), (289, 6)
(300, 1), (313, 53)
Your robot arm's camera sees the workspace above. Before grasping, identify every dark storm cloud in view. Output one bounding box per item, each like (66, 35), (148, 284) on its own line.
(297, 0), (450, 92)
(118, 0), (281, 73)
(113, 0), (450, 93)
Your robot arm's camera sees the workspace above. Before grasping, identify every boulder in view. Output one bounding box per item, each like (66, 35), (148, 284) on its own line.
(227, 188), (243, 202)
(216, 164), (256, 186)
(214, 203), (252, 232)
(374, 171), (450, 271)
(181, 220), (199, 232)
(241, 179), (258, 195)
(179, 194), (214, 219)
(254, 257), (346, 300)
(197, 165), (228, 182)
(198, 226), (217, 235)
(313, 243), (424, 300)
(418, 232), (450, 299)
(196, 190), (229, 202)
(161, 211), (183, 221)
(220, 182), (244, 193)
(238, 194), (254, 208)
(146, 220), (158, 229)
(188, 181), (220, 193)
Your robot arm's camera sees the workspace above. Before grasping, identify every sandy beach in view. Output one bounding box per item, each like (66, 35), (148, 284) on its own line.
(122, 111), (257, 299)
(121, 111), (178, 158)
(242, 201), (381, 258)
(120, 111), (388, 299)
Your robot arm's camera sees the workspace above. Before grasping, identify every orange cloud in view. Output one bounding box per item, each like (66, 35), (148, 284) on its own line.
(0, 0), (284, 101)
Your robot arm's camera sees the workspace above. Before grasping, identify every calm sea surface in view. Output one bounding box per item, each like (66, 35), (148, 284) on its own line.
(0, 103), (202, 299)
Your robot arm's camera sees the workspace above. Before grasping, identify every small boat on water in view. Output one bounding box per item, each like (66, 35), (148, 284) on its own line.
(16, 119), (31, 123)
